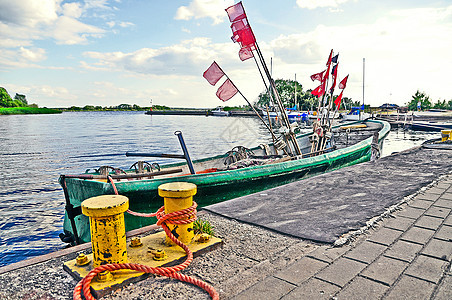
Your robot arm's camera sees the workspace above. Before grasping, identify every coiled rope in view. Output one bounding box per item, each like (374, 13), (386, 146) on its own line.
(73, 176), (219, 300)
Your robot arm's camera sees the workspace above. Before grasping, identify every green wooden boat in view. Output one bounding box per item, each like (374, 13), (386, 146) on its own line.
(59, 119), (390, 244)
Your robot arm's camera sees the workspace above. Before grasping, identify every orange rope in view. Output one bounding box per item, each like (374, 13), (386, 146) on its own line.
(72, 177), (219, 300)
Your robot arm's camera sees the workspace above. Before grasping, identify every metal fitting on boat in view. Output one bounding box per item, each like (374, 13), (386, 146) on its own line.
(158, 182), (197, 245)
(152, 249), (167, 261)
(75, 253), (90, 266)
(129, 237), (143, 248)
(81, 195), (129, 268)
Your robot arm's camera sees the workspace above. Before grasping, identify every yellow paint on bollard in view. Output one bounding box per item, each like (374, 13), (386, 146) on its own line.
(441, 130), (452, 142)
(81, 195), (129, 268)
(158, 182), (197, 245)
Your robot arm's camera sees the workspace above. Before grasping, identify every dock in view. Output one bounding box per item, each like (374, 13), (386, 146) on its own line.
(145, 109), (261, 117)
(0, 145), (451, 299)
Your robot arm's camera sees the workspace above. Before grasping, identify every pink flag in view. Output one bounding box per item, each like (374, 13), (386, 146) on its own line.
(310, 70), (325, 82)
(231, 18), (248, 33)
(226, 2), (246, 22)
(339, 75), (349, 89)
(203, 61), (224, 86)
(239, 47), (254, 61)
(216, 79), (238, 101)
(334, 91), (343, 109)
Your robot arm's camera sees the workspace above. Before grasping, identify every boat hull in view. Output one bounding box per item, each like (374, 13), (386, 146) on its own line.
(61, 120), (390, 244)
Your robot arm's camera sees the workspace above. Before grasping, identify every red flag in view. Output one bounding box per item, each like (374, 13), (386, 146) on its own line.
(334, 91), (343, 109)
(326, 49), (333, 67)
(310, 70), (325, 82)
(216, 79), (238, 101)
(311, 84), (325, 97)
(231, 26), (256, 48)
(239, 46), (254, 61)
(339, 75), (349, 89)
(226, 2), (246, 22)
(203, 61), (224, 86)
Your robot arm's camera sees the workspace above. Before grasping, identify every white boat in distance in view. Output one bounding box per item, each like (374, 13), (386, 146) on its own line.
(210, 107), (230, 116)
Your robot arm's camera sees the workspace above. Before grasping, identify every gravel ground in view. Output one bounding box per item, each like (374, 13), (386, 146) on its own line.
(0, 214), (317, 300)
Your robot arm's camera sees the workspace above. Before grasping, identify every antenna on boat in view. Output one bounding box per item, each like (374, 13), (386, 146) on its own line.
(362, 58), (365, 121)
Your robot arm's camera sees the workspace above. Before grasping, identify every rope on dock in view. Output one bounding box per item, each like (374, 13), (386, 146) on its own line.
(73, 176), (219, 300)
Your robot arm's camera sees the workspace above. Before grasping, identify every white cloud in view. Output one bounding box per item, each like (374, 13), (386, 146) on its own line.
(0, 1), (107, 51)
(269, 5), (452, 105)
(175, 0), (234, 25)
(81, 37), (238, 76)
(19, 47), (47, 62)
(296, 0), (351, 10)
(0, 0), (58, 26)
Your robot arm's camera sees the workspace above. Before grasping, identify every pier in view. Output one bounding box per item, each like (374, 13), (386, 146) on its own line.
(0, 145), (451, 299)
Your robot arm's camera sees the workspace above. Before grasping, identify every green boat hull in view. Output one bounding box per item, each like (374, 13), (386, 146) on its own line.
(61, 120), (390, 244)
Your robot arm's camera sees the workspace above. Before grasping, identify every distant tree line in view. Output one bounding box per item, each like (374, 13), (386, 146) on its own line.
(406, 90), (452, 111)
(65, 104), (145, 111)
(255, 79), (360, 111)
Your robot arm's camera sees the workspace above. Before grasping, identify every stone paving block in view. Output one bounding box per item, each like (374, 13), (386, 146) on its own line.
(444, 214), (452, 226)
(335, 276), (388, 300)
(306, 245), (351, 264)
(366, 227), (403, 246)
(315, 257), (366, 287)
(384, 240), (423, 263)
(417, 193), (441, 202)
(396, 206), (425, 219)
(421, 238), (452, 261)
(384, 275), (436, 300)
(435, 183), (451, 190)
(405, 255), (449, 284)
(409, 199), (434, 210)
(400, 226), (435, 245)
(281, 278), (340, 300)
(435, 224), (452, 242)
(414, 215), (444, 230)
(433, 274), (452, 300)
(383, 216), (414, 231)
(440, 192), (452, 200)
(274, 257), (328, 285)
(425, 206), (451, 218)
(361, 256), (408, 286)
(344, 241), (387, 264)
(427, 187), (447, 195)
(433, 199), (452, 209)
(232, 276), (296, 300)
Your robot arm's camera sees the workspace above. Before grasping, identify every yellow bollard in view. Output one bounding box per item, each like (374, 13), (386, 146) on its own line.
(441, 130), (452, 142)
(158, 182), (197, 245)
(81, 195), (129, 268)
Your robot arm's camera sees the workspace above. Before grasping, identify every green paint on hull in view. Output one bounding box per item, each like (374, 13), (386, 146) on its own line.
(61, 120), (390, 243)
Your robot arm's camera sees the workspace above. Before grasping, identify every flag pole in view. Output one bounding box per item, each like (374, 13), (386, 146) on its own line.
(214, 64), (281, 149)
(253, 42), (302, 155)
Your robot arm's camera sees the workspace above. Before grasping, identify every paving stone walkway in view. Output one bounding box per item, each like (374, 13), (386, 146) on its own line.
(233, 175), (452, 299)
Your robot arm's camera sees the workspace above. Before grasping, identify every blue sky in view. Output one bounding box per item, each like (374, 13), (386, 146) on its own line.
(1, 0), (451, 108)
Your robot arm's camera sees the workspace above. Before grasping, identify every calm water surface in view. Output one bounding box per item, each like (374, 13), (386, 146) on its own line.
(0, 112), (438, 267)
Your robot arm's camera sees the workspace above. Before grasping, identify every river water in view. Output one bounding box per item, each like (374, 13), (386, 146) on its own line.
(0, 111), (438, 267)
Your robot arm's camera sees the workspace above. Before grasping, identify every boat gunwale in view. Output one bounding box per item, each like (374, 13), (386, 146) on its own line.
(64, 120), (390, 189)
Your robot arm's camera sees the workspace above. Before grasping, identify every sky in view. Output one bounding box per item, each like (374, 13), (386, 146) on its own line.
(0, 0), (451, 108)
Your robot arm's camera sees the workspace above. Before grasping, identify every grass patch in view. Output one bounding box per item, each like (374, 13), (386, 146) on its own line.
(193, 219), (215, 236)
(0, 107), (62, 115)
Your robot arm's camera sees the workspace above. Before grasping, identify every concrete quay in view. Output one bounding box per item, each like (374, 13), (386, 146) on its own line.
(0, 146), (451, 299)
(231, 177), (452, 299)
